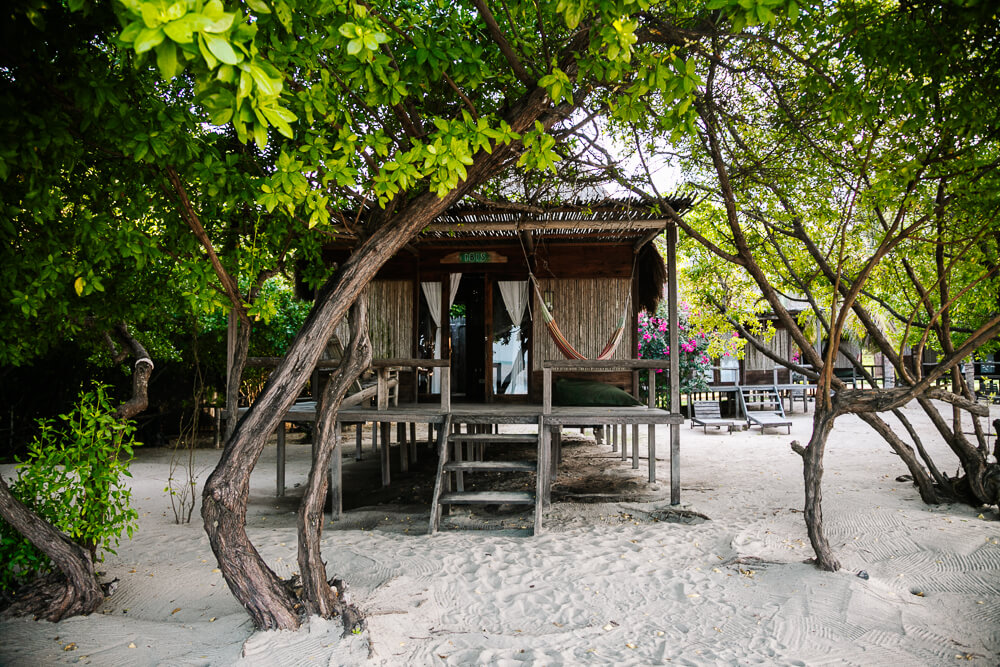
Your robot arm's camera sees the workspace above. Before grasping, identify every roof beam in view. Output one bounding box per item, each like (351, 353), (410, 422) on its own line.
(422, 218), (671, 232)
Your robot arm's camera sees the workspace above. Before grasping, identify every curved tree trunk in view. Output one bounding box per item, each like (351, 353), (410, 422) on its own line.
(892, 407), (953, 494)
(298, 294), (371, 619)
(791, 408), (841, 572)
(0, 476), (103, 621)
(201, 85), (558, 631)
(856, 412), (939, 503)
(225, 317), (251, 441)
(0, 323), (151, 622)
(915, 395), (994, 504)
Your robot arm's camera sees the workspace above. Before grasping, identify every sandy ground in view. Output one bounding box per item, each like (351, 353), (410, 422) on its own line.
(1, 400), (998, 666)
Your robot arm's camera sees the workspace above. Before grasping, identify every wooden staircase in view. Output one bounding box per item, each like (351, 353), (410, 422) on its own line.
(737, 384), (792, 433)
(429, 415), (549, 534)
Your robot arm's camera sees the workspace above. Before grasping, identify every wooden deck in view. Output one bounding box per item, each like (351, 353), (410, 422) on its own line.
(251, 400), (684, 521)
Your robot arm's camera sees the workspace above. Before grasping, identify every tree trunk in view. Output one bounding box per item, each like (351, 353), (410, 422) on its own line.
(224, 315), (251, 441)
(915, 395), (994, 504)
(0, 476), (102, 621)
(0, 322), (151, 622)
(856, 412), (939, 504)
(892, 407), (953, 495)
(298, 294), (371, 619)
(202, 84), (558, 631)
(791, 408), (841, 572)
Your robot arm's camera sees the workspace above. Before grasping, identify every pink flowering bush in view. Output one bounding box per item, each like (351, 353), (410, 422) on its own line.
(637, 305), (713, 405)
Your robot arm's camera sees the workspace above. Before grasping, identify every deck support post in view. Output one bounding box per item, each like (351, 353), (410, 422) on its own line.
(632, 423), (639, 469)
(380, 421), (391, 486)
(330, 422), (342, 520)
(276, 422), (285, 497)
(355, 423), (362, 460)
(648, 368), (657, 483)
(666, 223), (681, 504)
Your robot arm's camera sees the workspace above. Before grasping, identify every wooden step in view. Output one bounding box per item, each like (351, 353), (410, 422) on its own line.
(443, 460), (536, 473)
(439, 490), (535, 505)
(448, 433), (538, 444)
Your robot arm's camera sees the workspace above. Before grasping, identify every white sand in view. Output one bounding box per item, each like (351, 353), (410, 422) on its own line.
(2, 400), (998, 666)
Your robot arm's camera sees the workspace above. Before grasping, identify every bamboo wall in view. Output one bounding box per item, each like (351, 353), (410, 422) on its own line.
(331, 280), (413, 359)
(743, 328), (792, 372)
(531, 277), (632, 368)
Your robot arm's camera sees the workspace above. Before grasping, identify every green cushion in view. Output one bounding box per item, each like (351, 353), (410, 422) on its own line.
(553, 377), (642, 407)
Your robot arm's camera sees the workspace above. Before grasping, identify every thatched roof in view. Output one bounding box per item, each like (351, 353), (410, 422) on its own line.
(327, 194), (693, 246)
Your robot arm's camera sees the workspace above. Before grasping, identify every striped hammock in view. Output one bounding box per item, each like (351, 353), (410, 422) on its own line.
(532, 279), (630, 361)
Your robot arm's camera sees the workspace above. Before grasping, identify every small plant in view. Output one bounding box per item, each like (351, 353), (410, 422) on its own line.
(166, 335), (204, 524)
(0, 383), (139, 593)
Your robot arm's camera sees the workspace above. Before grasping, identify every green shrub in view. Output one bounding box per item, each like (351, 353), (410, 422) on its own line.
(0, 383), (139, 592)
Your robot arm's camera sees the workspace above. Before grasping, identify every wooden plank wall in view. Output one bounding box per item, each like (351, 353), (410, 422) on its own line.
(332, 279), (413, 358)
(531, 277), (631, 368)
(743, 327), (792, 372)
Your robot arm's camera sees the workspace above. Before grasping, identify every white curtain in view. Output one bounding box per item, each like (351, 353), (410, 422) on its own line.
(497, 280), (529, 394)
(421, 275), (461, 392)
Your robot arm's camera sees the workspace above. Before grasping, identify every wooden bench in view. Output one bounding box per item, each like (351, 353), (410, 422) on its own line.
(690, 401), (742, 434)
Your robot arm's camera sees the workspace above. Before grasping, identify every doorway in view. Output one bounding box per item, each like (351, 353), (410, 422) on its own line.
(449, 273), (486, 401)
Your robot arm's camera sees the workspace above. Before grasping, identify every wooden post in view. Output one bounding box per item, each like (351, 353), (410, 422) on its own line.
(454, 432), (464, 492)
(355, 423), (363, 460)
(380, 421), (391, 486)
(377, 369), (389, 411)
(648, 368), (657, 483)
(535, 415), (548, 531)
(632, 423), (640, 470)
(667, 223), (681, 505)
(440, 367), (451, 413)
(611, 423), (618, 452)
(537, 416), (551, 511)
(276, 422), (285, 497)
(330, 422), (343, 520)
(552, 427), (561, 478)
(542, 367), (552, 414)
(620, 424), (627, 461)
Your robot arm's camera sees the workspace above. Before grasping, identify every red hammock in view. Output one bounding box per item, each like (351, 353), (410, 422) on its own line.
(532, 279), (630, 361)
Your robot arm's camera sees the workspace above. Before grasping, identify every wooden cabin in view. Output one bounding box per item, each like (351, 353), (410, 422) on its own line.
(240, 194), (692, 532)
(322, 196), (690, 405)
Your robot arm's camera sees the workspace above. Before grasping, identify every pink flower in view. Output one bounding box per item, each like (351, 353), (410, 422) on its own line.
(643, 333), (652, 341)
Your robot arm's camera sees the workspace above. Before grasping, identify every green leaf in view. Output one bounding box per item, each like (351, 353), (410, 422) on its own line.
(202, 32), (239, 65)
(134, 27), (166, 54)
(253, 122), (268, 150)
(119, 20), (144, 44)
(155, 42), (179, 79)
(163, 16), (196, 44)
(274, 0), (292, 31)
(245, 0), (272, 13)
(787, 1), (799, 23)
(73, 277), (85, 296)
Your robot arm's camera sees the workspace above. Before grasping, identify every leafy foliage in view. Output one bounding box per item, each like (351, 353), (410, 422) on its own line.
(0, 384), (139, 592)
(637, 304), (744, 404)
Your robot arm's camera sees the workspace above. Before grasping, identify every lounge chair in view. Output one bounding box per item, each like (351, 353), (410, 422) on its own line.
(739, 385), (792, 434)
(690, 400), (742, 434)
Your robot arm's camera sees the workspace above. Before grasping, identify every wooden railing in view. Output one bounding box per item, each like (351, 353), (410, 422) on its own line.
(540, 359), (672, 415)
